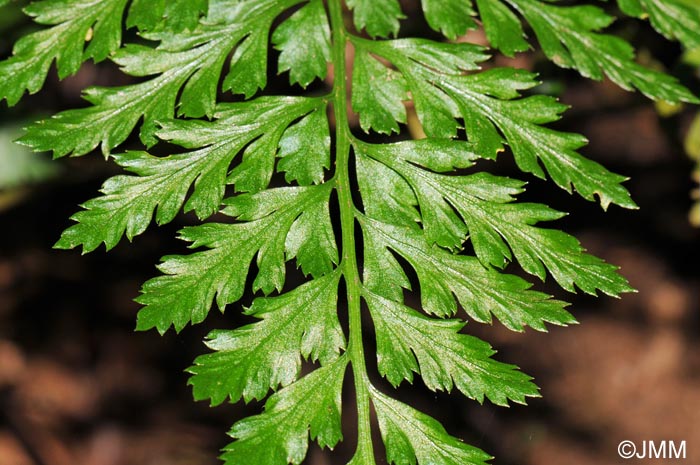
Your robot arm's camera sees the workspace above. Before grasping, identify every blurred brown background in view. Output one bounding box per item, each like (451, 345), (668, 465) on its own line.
(1, 1), (699, 464)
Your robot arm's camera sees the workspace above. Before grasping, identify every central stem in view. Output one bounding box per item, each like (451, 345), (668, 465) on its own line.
(328, 0), (373, 459)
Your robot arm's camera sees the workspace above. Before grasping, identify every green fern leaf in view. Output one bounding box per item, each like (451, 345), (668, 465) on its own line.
(18, 0), (304, 156)
(421, 0), (477, 40)
(617, 0), (700, 50)
(6, 0), (692, 464)
(371, 387), (492, 465)
(189, 272), (344, 404)
(136, 184), (337, 334)
(0, 0), (128, 105)
(352, 49), (408, 134)
(221, 358), (347, 465)
(354, 40), (638, 209)
(272, 0), (331, 87)
(473, 0), (529, 56)
(277, 107), (331, 184)
(346, 0), (404, 38)
(127, 0), (207, 32)
(126, 0), (165, 31)
(365, 291), (539, 405)
(492, 0), (699, 103)
(54, 97), (326, 251)
(360, 215), (574, 331)
(357, 140), (634, 295)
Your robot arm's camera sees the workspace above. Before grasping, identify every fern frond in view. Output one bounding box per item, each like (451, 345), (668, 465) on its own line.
(4, 0), (692, 464)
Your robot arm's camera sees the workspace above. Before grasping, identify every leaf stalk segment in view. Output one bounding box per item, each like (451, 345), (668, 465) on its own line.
(328, 0), (373, 458)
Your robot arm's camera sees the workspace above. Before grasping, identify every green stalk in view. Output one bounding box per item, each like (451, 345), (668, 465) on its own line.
(328, 0), (374, 460)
